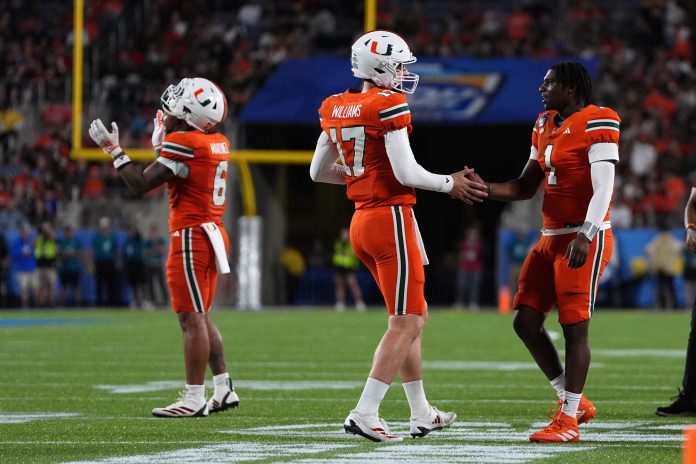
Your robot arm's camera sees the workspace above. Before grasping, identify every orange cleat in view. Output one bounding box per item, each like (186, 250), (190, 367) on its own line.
(547, 394), (597, 425)
(529, 411), (580, 443)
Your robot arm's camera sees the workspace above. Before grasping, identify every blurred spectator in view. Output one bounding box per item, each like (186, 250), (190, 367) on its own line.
(331, 227), (365, 312)
(11, 224), (37, 307)
(454, 227), (484, 309)
(280, 246), (305, 305)
(123, 224), (145, 308)
(91, 216), (120, 307)
(34, 221), (58, 307)
(58, 225), (83, 307)
(646, 222), (683, 310)
(0, 99), (24, 161)
(143, 224), (168, 307)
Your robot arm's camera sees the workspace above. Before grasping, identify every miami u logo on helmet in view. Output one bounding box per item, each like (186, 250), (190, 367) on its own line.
(194, 88), (211, 107)
(370, 41), (393, 56)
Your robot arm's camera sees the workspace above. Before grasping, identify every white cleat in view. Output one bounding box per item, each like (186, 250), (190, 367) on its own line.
(344, 410), (403, 442)
(207, 379), (240, 413)
(410, 405), (457, 437)
(152, 390), (208, 418)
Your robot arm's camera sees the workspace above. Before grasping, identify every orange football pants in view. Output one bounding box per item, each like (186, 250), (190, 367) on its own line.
(513, 229), (613, 325)
(167, 226), (229, 313)
(350, 205), (426, 316)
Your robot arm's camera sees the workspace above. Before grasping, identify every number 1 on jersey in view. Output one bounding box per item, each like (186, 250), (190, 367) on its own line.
(543, 144), (558, 185)
(329, 126), (365, 177)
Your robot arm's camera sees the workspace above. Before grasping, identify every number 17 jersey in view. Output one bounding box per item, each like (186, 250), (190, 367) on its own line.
(160, 130), (230, 231)
(318, 87), (416, 209)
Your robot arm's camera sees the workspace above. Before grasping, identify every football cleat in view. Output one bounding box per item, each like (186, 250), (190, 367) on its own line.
(207, 379), (240, 413)
(152, 390), (208, 418)
(547, 394), (596, 425)
(529, 411), (579, 443)
(344, 410), (403, 442)
(410, 405), (457, 437)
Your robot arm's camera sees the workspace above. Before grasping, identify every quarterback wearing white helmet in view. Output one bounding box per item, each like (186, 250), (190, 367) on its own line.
(350, 30), (419, 94)
(310, 30), (487, 443)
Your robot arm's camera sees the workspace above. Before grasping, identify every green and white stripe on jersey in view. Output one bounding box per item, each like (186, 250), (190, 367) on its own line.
(379, 103), (410, 122)
(182, 228), (204, 313)
(162, 142), (194, 157)
(391, 206), (408, 316)
(585, 119), (620, 132)
(588, 229), (606, 317)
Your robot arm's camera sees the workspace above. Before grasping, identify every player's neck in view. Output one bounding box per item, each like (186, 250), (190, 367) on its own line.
(361, 81), (376, 93)
(557, 103), (585, 122)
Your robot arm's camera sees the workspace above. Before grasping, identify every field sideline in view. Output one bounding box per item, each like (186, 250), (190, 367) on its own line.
(0, 308), (692, 463)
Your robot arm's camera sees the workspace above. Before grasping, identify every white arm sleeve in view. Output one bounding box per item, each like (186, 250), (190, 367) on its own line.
(384, 128), (453, 193)
(584, 160), (615, 226)
(309, 131), (345, 185)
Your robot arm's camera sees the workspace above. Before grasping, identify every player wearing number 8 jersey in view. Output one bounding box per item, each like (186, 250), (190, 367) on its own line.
(466, 62), (619, 443)
(311, 30), (488, 442)
(88, 77), (240, 419)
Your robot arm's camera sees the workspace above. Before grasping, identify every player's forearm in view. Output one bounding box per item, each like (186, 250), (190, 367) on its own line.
(385, 129), (453, 193)
(117, 162), (150, 197)
(686, 188), (696, 228)
(488, 178), (537, 201)
(310, 132), (345, 185)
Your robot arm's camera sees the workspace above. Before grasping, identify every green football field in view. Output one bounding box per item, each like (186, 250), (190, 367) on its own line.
(0, 308), (693, 463)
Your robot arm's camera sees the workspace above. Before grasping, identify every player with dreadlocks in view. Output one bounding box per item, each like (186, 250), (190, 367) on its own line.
(464, 61), (620, 443)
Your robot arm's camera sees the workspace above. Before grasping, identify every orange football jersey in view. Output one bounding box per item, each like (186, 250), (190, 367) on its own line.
(159, 130), (230, 231)
(319, 87), (415, 209)
(531, 105), (621, 229)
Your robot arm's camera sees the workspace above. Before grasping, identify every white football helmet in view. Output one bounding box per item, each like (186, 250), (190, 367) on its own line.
(351, 30), (419, 94)
(160, 77), (228, 132)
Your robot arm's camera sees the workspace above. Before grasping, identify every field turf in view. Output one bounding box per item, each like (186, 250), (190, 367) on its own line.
(0, 308), (692, 463)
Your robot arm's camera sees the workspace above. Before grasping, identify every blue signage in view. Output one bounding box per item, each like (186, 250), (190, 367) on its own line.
(239, 57), (597, 125)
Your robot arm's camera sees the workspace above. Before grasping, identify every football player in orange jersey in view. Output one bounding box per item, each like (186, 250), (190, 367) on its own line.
(310, 30), (488, 442)
(467, 62), (619, 442)
(88, 77), (240, 418)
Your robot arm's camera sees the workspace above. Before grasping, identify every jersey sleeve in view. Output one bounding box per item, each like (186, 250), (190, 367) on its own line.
(376, 92), (412, 132)
(584, 107), (621, 146)
(160, 131), (197, 161)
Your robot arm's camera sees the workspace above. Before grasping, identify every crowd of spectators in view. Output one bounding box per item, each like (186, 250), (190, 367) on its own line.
(0, 0), (694, 306)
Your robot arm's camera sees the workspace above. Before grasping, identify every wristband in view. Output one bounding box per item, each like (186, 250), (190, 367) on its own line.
(688, 223), (696, 231)
(578, 221), (599, 242)
(113, 153), (132, 170)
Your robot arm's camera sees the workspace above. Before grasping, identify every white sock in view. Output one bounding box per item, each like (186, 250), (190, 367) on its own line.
(561, 391), (582, 418)
(185, 384), (206, 403)
(550, 372), (565, 399)
(355, 377), (390, 416)
(213, 372), (231, 398)
(402, 380), (431, 418)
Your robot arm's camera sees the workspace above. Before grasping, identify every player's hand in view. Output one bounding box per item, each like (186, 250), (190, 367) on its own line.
(88, 119), (122, 158)
(449, 167), (488, 205)
(565, 234), (590, 269)
(151, 110), (165, 150)
(687, 228), (696, 253)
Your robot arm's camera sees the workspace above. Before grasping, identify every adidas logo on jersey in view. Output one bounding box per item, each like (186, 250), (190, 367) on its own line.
(563, 128), (571, 134)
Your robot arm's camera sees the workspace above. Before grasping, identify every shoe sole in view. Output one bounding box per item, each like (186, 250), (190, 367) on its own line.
(529, 436), (579, 443)
(152, 405), (208, 418)
(344, 419), (401, 442)
(655, 410), (696, 417)
(410, 413), (457, 438)
(209, 391), (240, 414)
(209, 401), (240, 414)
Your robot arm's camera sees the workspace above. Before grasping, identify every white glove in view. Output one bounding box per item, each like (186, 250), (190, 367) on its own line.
(152, 110), (165, 149)
(88, 119), (122, 157)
